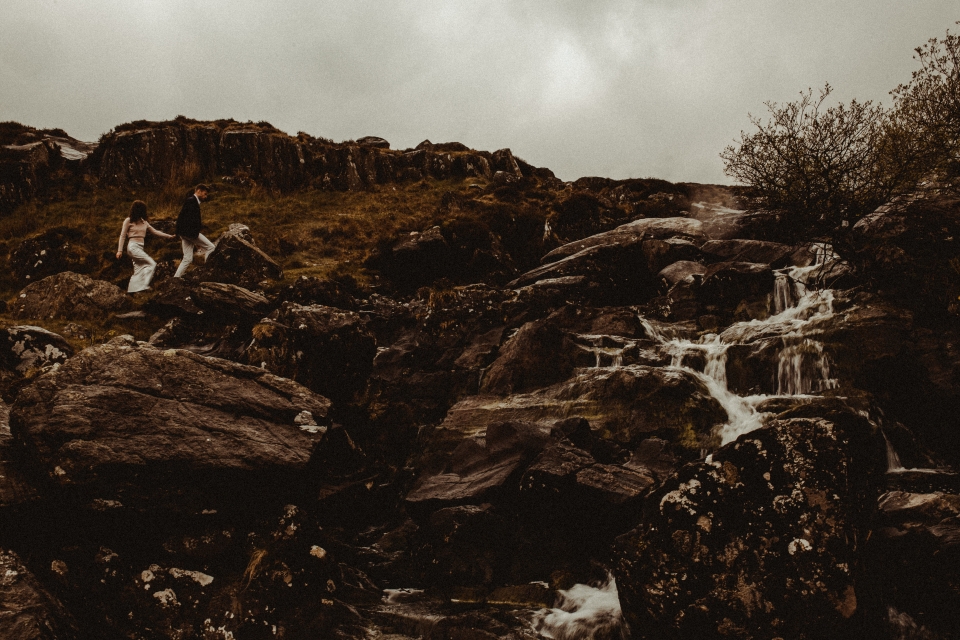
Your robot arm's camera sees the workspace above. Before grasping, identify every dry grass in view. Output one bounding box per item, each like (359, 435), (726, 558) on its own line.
(0, 176), (477, 306)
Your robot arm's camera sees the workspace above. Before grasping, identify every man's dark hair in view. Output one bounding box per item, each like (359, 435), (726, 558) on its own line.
(195, 183), (211, 193)
(130, 200), (147, 222)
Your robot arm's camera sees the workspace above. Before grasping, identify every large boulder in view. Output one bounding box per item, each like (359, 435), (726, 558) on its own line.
(433, 364), (727, 461)
(200, 223), (283, 288)
(479, 306), (659, 395)
(406, 420), (552, 505)
(508, 237), (658, 306)
(698, 261), (774, 316)
(366, 226), (453, 292)
(10, 227), (93, 285)
(13, 271), (131, 321)
(541, 217), (707, 264)
(10, 336), (331, 509)
(243, 302), (376, 404)
(191, 281), (271, 319)
(852, 193), (960, 322)
(1, 400), (39, 507)
(614, 413), (885, 639)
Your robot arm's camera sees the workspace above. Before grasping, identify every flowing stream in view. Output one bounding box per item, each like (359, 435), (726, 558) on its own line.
(533, 246), (843, 639)
(639, 246), (839, 445)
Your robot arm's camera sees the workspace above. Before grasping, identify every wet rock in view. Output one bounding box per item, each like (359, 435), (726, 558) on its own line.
(480, 306), (649, 395)
(201, 223), (283, 288)
(243, 302), (376, 404)
(699, 239), (796, 267)
(367, 286), (514, 441)
(520, 440), (655, 510)
(435, 365), (727, 459)
(10, 337), (331, 509)
(508, 237), (657, 306)
(13, 271), (131, 321)
(614, 414), (885, 639)
(0, 549), (80, 640)
(866, 489), (960, 639)
(541, 216), (707, 264)
(406, 421), (552, 505)
(10, 227), (93, 285)
(640, 237), (704, 275)
(698, 261), (774, 317)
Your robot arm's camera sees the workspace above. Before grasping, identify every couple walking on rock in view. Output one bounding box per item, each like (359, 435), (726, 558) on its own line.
(115, 183), (216, 292)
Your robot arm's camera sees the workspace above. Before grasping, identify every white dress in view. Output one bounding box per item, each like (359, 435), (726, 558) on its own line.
(117, 218), (173, 292)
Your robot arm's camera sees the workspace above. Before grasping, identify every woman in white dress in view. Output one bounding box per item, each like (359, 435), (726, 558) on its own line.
(116, 200), (175, 293)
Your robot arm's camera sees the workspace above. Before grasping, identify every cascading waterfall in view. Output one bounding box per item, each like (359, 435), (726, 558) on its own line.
(534, 246), (843, 640)
(578, 335), (632, 368)
(639, 244), (840, 445)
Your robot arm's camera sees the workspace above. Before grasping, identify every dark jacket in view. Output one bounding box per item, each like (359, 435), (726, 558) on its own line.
(176, 194), (202, 238)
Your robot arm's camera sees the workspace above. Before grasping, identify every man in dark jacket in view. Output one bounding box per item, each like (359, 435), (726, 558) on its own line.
(174, 184), (215, 278)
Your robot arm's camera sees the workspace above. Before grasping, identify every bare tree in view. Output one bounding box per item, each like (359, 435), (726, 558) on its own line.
(891, 23), (960, 179)
(721, 84), (922, 244)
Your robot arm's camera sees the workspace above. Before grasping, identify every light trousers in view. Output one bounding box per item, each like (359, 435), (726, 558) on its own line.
(126, 241), (157, 293)
(174, 233), (216, 278)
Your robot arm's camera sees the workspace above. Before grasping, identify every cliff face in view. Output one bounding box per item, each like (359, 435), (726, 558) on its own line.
(1, 118), (545, 214)
(0, 123), (96, 214)
(89, 119), (536, 191)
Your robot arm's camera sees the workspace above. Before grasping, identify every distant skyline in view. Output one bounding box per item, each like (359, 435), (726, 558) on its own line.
(1, 1), (957, 184)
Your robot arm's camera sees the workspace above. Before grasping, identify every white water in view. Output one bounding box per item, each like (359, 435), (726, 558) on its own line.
(638, 243), (840, 445)
(532, 576), (629, 640)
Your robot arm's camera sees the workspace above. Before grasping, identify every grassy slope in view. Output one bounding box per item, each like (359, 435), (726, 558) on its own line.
(0, 176), (484, 345)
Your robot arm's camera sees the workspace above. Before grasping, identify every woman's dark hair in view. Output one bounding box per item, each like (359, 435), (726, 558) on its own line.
(129, 200), (147, 223)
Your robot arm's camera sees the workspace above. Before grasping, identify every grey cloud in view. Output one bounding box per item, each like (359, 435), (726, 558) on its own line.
(1, 0), (956, 183)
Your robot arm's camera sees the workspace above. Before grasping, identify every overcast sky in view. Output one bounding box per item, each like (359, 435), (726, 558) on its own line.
(1, 1), (956, 184)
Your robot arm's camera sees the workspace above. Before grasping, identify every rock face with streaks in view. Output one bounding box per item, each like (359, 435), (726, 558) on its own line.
(10, 335), (330, 509)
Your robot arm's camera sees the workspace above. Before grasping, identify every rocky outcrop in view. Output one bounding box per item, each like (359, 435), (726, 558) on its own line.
(434, 365), (727, 458)
(13, 271), (131, 321)
(1, 124), (95, 214)
(10, 227), (94, 285)
(243, 302), (376, 404)
(852, 191), (960, 323)
(10, 336), (330, 508)
(867, 488), (960, 638)
(199, 223), (283, 288)
(541, 216), (707, 264)
(89, 119), (521, 193)
(615, 413), (885, 639)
